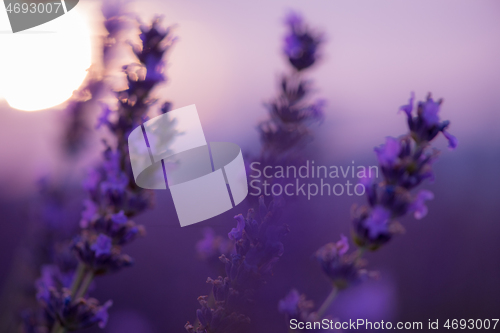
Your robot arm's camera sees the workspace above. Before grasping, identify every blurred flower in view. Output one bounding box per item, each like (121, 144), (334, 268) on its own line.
(352, 206), (392, 249)
(188, 196), (288, 332)
(278, 289), (315, 321)
(375, 137), (401, 167)
(37, 286), (112, 331)
(90, 234), (113, 257)
(73, 233), (133, 276)
(400, 93), (458, 150)
(185, 295), (250, 333)
(409, 189), (434, 220)
(257, 12), (325, 167)
(316, 236), (365, 289)
(22, 6), (175, 332)
(351, 93), (456, 251)
(228, 214), (246, 241)
(190, 11), (325, 332)
(284, 11), (323, 71)
(259, 76), (325, 163)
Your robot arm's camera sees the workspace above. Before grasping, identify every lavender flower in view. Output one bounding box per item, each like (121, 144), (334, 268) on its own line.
(316, 235), (367, 290)
(73, 233), (133, 276)
(22, 7), (175, 332)
(352, 205), (393, 249)
(257, 12), (324, 165)
(186, 196), (288, 332)
(284, 11), (323, 71)
(281, 93), (457, 328)
(278, 289), (315, 321)
(37, 287), (112, 331)
(190, 11), (326, 332)
(353, 93), (456, 249)
(259, 77), (325, 163)
(400, 93), (458, 149)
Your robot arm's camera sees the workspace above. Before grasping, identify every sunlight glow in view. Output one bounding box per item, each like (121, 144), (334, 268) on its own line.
(0, 9), (91, 112)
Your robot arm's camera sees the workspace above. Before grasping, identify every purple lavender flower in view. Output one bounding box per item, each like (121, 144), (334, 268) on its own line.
(187, 196), (288, 332)
(284, 11), (323, 71)
(352, 205), (393, 249)
(228, 214), (246, 241)
(374, 135), (440, 191)
(185, 295), (250, 333)
(37, 287), (112, 331)
(257, 12), (325, 166)
(278, 94), (456, 331)
(409, 189), (434, 219)
(374, 137), (401, 167)
(352, 93), (455, 250)
(278, 289), (316, 322)
(259, 76), (325, 163)
(400, 93), (458, 149)
(23, 8), (175, 332)
(73, 233), (133, 276)
(278, 289), (301, 317)
(90, 234), (113, 257)
(316, 235), (366, 289)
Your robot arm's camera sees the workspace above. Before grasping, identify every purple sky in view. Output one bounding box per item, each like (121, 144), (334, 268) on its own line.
(1, 0), (499, 195)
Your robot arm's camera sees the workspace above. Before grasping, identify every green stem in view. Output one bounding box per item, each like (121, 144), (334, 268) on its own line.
(70, 263), (86, 297)
(50, 322), (66, 333)
(74, 270), (94, 300)
(49, 265), (88, 333)
(356, 247), (366, 261)
(316, 287), (338, 320)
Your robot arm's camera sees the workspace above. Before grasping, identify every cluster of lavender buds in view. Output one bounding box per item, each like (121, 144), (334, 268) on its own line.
(2, 4), (130, 332)
(352, 93), (457, 250)
(197, 10), (325, 263)
(21, 7), (175, 333)
(258, 11), (325, 165)
(62, 0), (132, 157)
(278, 289), (316, 323)
(189, 12), (326, 332)
(186, 196), (288, 333)
(279, 93), (457, 329)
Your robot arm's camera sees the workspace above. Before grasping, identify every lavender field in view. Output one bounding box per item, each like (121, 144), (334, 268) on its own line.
(0, 1), (499, 332)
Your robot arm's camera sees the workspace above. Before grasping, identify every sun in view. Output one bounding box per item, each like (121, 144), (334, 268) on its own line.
(0, 7), (91, 112)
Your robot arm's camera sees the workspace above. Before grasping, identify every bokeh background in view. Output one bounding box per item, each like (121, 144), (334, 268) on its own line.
(0, 0), (499, 332)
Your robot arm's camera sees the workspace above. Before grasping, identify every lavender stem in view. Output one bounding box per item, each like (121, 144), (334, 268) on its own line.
(70, 263), (86, 297)
(75, 270), (94, 300)
(50, 322), (65, 333)
(316, 286), (338, 320)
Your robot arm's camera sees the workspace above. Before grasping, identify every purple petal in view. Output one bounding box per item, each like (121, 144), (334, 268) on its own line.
(399, 92), (415, 117)
(374, 137), (401, 166)
(419, 95), (441, 126)
(91, 234), (113, 257)
(80, 199), (98, 228)
(443, 130), (458, 150)
(410, 190), (434, 220)
(365, 206), (391, 239)
(96, 300), (113, 329)
(336, 234), (349, 256)
(228, 215), (246, 241)
(111, 211), (128, 225)
(278, 289), (300, 316)
(284, 11), (303, 29)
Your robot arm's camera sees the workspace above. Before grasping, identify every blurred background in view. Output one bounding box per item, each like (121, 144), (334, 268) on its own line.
(0, 0), (499, 332)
